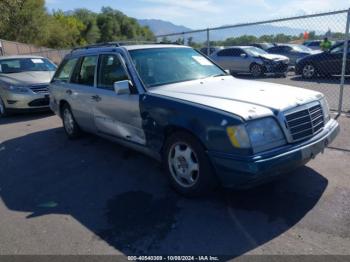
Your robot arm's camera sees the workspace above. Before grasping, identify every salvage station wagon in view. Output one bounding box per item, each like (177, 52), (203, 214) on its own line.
(49, 43), (340, 196)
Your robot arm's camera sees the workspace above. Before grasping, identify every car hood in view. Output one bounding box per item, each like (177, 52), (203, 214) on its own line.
(259, 53), (288, 61)
(149, 76), (323, 120)
(0, 71), (55, 86)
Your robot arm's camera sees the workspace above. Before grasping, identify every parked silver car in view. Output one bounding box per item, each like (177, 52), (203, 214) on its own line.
(210, 46), (289, 77)
(0, 55), (57, 117)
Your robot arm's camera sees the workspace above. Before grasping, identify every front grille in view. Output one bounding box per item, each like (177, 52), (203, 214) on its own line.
(285, 103), (324, 142)
(30, 85), (49, 94)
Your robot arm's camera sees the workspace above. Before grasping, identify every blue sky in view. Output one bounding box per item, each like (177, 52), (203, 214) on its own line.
(46, 0), (350, 29)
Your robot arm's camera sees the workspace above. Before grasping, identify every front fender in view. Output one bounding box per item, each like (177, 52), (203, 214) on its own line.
(140, 93), (249, 155)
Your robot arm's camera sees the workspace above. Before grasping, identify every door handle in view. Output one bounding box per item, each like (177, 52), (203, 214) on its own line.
(66, 89), (72, 95)
(91, 95), (101, 102)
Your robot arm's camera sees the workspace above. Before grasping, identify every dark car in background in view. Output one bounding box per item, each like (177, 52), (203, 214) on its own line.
(249, 42), (276, 51)
(296, 41), (350, 79)
(303, 40), (336, 51)
(267, 44), (320, 66)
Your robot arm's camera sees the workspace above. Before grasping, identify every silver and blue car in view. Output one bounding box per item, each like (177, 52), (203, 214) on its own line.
(49, 43), (339, 196)
(210, 46), (289, 77)
(0, 55), (57, 116)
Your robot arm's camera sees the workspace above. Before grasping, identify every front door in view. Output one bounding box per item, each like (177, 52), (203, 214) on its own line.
(92, 53), (145, 145)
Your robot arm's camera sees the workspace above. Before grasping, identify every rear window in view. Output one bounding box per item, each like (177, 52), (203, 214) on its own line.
(53, 58), (78, 82)
(71, 56), (98, 86)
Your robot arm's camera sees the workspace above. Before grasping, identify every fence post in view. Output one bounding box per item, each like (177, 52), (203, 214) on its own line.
(206, 28), (210, 56)
(338, 8), (350, 114)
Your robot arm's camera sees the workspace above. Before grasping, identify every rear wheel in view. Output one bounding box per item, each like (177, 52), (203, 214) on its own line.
(0, 96), (8, 118)
(61, 104), (81, 139)
(302, 63), (317, 79)
(250, 63), (264, 78)
(163, 131), (218, 196)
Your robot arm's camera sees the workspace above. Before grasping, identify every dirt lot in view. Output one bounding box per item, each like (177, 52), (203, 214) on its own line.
(0, 112), (349, 260)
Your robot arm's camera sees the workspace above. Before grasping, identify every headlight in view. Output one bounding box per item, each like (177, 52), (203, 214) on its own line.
(227, 118), (286, 153)
(246, 118), (286, 153)
(262, 58), (274, 65)
(320, 98), (330, 122)
(226, 125), (251, 148)
(4, 85), (29, 93)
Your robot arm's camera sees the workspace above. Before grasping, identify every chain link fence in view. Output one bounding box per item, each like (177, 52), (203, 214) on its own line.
(156, 9), (350, 114)
(1, 9), (349, 113)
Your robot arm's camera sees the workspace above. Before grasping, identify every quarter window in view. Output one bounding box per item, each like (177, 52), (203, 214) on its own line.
(97, 54), (129, 90)
(71, 56), (98, 86)
(53, 58), (78, 82)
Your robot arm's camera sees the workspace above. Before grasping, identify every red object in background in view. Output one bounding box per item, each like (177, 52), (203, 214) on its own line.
(303, 31), (309, 40)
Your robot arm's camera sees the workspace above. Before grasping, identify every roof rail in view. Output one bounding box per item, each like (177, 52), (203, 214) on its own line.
(70, 41), (183, 53)
(70, 42), (121, 53)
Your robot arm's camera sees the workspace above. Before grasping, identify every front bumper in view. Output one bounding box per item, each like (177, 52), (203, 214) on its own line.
(1, 90), (50, 110)
(264, 61), (289, 74)
(208, 119), (339, 188)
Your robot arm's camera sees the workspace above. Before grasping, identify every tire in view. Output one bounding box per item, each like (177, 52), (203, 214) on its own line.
(0, 96), (8, 118)
(302, 63), (317, 79)
(163, 131), (218, 196)
(61, 104), (81, 139)
(250, 63), (264, 78)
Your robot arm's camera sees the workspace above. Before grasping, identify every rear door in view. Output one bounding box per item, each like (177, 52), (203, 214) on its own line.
(66, 55), (98, 133)
(214, 49), (234, 70)
(92, 53), (145, 145)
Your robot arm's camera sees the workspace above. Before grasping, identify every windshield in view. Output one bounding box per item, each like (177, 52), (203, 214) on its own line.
(129, 48), (225, 88)
(291, 45), (312, 52)
(243, 47), (268, 56)
(0, 58), (57, 74)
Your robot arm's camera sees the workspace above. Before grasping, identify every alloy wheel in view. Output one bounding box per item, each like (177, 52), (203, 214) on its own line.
(251, 64), (262, 77)
(303, 64), (315, 78)
(63, 108), (75, 135)
(168, 142), (200, 188)
(0, 98), (4, 115)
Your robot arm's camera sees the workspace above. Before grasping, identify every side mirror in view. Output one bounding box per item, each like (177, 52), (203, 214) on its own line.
(240, 53), (247, 58)
(114, 80), (131, 95)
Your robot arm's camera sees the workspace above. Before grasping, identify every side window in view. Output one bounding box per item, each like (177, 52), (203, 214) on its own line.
(231, 49), (244, 57)
(97, 54), (129, 90)
(71, 56), (98, 86)
(217, 49), (233, 57)
(53, 58), (78, 82)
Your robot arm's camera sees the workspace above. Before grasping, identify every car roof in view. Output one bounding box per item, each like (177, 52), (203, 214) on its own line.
(0, 55), (45, 60)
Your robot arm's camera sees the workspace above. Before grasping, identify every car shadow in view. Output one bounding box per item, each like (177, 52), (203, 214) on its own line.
(0, 127), (328, 258)
(0, 111), (54, 125)
(289, 75), (350, 85)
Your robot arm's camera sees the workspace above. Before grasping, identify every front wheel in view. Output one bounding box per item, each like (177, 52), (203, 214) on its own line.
(302, 63), (317, 79)
(163, 131), (218, 196)
(0, 96), (8, 118)
(62, 104), (81, 139)
(250, 64), (264, 78)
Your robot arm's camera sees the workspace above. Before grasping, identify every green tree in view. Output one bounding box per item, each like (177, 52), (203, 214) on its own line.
(73, 9), (101, 44)
(0, 0), (49, 45)
(44, 11), (85, 48)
